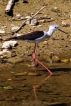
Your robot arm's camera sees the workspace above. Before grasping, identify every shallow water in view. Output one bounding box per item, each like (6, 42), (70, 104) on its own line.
(0, 61), (71, 106)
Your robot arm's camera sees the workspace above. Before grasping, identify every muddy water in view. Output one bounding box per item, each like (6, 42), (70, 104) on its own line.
(0, 60), (71, 106)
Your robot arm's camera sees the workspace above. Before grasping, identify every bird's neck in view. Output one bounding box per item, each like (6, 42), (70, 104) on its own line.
(47, 29), (55, 37)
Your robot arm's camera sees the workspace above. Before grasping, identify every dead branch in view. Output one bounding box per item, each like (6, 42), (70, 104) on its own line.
(5, 0), (15, 13)
(12, 6), (46, 34)
(0, 6), (46, 35)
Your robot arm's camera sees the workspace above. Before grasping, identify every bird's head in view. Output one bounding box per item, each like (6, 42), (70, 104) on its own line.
(49, 24), (68, 34)
(49, 24), (59, 31)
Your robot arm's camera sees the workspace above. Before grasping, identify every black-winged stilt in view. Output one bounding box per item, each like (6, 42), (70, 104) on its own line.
(4, 24), (67, 90)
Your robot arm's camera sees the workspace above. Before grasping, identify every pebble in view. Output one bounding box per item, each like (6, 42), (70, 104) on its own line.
(43, 41), (48, 45)
(1, 25), (7, 29)
(51, 7), (60, 12)
(2, 40), (18, 49)
(38, 19), (45, 23)
(0, 30), (5, 34)
(61, 19), (71, 27)
(0, 49), (11, 58)
(16, 14), (21, 18)
(25, 16), (31, 19)
(11, 24), (19, 31)
(30, 18), (38, 26)
(25, 16), (38, 26)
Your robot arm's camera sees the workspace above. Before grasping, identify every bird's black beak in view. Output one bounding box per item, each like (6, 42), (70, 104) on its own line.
(58, 28), (69, 34)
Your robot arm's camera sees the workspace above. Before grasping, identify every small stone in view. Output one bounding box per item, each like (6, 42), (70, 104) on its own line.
(0, 49), (11, 58)
(1, 25), (7, 29)
(11, 25), (19, 31)
(38, 19), (45, 23)
(16, 14), (21, 18)
(25, 16), (38, 26)
(51, 7), (60, 12)
(2, 40), (18, 49)
(61, 19), (71, 27)
(30, 18), (38, 26)
(0, 30), (5, 34)
(43, 41), (48, 45)
(25, 16), (31, 19)
(8, 78), (12, 81)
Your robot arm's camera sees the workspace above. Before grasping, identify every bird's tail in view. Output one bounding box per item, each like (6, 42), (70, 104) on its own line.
(4, 36), (18, 41)
(0, 36), (18, 42)
(0, 35), (26, 42)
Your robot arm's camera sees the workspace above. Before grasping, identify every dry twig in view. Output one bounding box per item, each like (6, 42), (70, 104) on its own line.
(5, 0), (16, 13)
(0, 6), (46, 35)
(12, 6), (46, 34)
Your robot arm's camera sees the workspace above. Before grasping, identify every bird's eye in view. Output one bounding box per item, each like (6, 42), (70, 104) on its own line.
(55, 26), (58, 29)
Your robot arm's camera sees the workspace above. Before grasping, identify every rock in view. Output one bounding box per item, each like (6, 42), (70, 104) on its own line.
(25, 16), (31, 19)
(2, 40), (18, 49)
(0, 30), (5, 34)
(43, 41), (48, 45)
(0, 49), (11, 58)
(38, 19), (45, 23)
(1, 25), (7, 29)
(30, 18), (38, 26)
(25, 16), (38, 26)
(51, 7), (60, 12)
(11, 24), (19, 31)
(61, 19), (71, 27)
(16, 14), (21, 18)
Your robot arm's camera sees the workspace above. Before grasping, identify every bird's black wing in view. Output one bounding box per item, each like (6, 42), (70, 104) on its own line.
(17, 31), (44, 40)
(4, 31), (44, 41)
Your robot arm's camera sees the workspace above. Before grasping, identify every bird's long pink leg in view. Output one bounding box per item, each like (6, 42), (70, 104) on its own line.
(32, 43), (53, 99)
(33, 43), (53, 75)
(33, 43), (38, 73)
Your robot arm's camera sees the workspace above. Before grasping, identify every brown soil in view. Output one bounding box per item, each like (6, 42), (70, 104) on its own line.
(0, 0), (71, 106)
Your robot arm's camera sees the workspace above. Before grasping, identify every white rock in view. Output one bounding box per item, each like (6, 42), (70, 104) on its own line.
(25, 16), (31, 19)
(30, 18), (38, 26)
(2, 40), (18, 49)
(61, 19), (71, 27)
(16, 14), (21, 18)
(26, 18), (38, 26)
(43, 41), (48, 45)
(1, 25), (7, 29)
(16, 33), (22, 37)
(11, 26), (19, 31)
(0, 30), (5, 34)
(0, 49), (11, 58)
(25, 16), (38, 26)
(54, 7), (58, 10)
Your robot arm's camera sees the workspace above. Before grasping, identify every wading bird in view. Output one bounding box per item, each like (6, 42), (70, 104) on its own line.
(4, 24), (68, 92)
